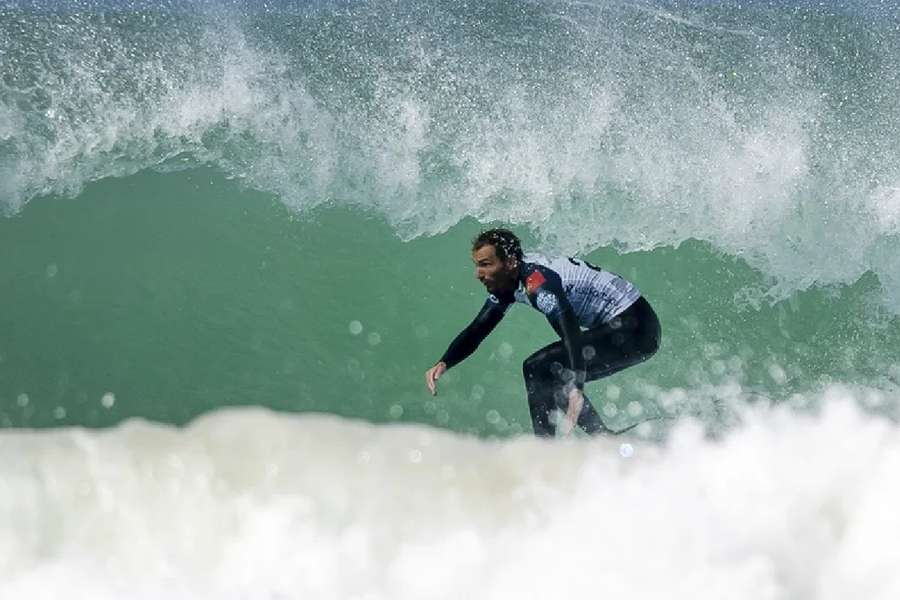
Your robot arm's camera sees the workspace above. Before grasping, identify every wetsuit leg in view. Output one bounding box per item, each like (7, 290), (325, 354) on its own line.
(522, 357), (560, 436)
(522, 297), (661, 436)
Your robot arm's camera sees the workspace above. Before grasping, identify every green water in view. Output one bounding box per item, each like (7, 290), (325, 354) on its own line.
(2, 1), (900, 434)
(2, 167), (897, 434)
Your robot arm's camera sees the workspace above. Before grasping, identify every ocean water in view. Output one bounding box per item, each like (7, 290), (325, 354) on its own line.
(1, 0), (900, 597)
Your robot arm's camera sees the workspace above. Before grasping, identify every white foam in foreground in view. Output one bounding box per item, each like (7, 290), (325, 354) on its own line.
(1, 390), (899, 600)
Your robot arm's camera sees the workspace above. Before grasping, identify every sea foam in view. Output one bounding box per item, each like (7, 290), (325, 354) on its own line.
(1, 386), (899, 599)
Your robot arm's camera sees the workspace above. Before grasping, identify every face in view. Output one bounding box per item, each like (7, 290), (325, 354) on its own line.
(472, 244), (519, 294)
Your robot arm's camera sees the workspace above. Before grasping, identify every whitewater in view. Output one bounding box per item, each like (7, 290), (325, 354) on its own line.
(2, 391), (899, 600)
(3, 0), (900, 309)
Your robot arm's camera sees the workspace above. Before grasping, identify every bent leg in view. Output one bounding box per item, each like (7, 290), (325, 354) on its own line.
(522, 297), (661, 436)
(522, 346), (561, 437)
(576, 298), (661, 433)
(523, 342), (607, 436)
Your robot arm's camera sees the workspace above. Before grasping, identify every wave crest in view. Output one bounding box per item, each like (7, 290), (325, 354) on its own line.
(2, 3), (900, 310)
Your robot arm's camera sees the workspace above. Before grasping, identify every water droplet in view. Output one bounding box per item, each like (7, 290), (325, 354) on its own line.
(702, 343), (723, 359)
(349, 320), (363, 335)
(347, 359), (364, 382)
(627, 401), (643, 417)
(470, 384), (485, 402)
(485, 409), (501, 424)
(603, 402), (618, 417)
(768, 363), (787, 385)
(53, 406), (66, 419)
(367, 332), (381, 346)
(548, 410), (562, 426)
(16, 393), (29, 407)
(101, 392), (115, 408)
(388, 404), (404, 419)
(46, 264), (58, 278)
(619, 443), (634, 458)
(605, 385), (621, 400)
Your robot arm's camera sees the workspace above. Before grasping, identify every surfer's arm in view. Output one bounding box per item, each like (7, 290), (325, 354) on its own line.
(534, 281), (584, 381)
(438, 297), (509, 370)
(532, 282), (585, 435)
(547, 295), (587, 433)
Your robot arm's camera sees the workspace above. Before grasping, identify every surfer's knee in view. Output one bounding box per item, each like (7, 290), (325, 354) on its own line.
(522, 353), (540, 379)
(522, 352), (558, 382)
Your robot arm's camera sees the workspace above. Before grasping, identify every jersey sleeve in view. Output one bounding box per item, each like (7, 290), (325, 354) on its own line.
(529, 271), (585, 381)
(439, 296), (510, 369)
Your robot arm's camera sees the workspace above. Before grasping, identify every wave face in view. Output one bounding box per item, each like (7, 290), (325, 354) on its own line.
(2, 0), (900, 307)
(1, 1), (899, 431)
(2, 394), (900, 600)
(1, 0), (899, 430)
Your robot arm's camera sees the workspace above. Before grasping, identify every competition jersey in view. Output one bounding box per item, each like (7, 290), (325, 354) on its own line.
(514, 254), (640, 329)
(439, 255), (641, 374)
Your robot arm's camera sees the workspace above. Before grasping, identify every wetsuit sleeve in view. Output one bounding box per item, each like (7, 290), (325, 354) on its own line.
(439, 297), (510, 369)
(531, 276), (585, 381)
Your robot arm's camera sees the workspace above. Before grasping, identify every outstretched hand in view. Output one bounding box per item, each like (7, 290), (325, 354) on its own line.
(425, 362), (447, 395)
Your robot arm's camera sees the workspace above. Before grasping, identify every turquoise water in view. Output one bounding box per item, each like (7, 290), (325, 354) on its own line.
(2, 0), (899, 434)
(2, 166), (898, 435)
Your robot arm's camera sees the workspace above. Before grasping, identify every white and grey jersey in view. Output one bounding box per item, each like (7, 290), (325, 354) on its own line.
(513, 254), (640, 328)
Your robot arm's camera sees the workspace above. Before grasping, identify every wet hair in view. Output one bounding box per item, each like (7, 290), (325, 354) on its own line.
(472, 228), (523, 262)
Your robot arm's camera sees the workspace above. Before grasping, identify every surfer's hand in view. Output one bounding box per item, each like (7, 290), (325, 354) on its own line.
(425, 362), (447, 395)
(567, 387), (585, 416)
(559, 387), (585, 436)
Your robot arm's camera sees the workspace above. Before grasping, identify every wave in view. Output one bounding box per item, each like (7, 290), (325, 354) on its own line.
(2, 2), (900, 310)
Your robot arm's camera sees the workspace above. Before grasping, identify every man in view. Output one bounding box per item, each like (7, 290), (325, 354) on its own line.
(424, 229), (661, 437)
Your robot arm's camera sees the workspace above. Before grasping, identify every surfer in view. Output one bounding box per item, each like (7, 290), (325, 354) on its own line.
(424, 229), (661, 436)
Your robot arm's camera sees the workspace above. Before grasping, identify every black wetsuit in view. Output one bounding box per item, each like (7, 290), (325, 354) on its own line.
(439, 255), (661, 436)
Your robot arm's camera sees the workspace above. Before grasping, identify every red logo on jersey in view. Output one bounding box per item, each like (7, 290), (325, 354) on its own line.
(525, 271), (546, 294)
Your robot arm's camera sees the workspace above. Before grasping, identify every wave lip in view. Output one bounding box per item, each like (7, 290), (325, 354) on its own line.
(3, 3), (900, 311)
(2, 389), (900, 599)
